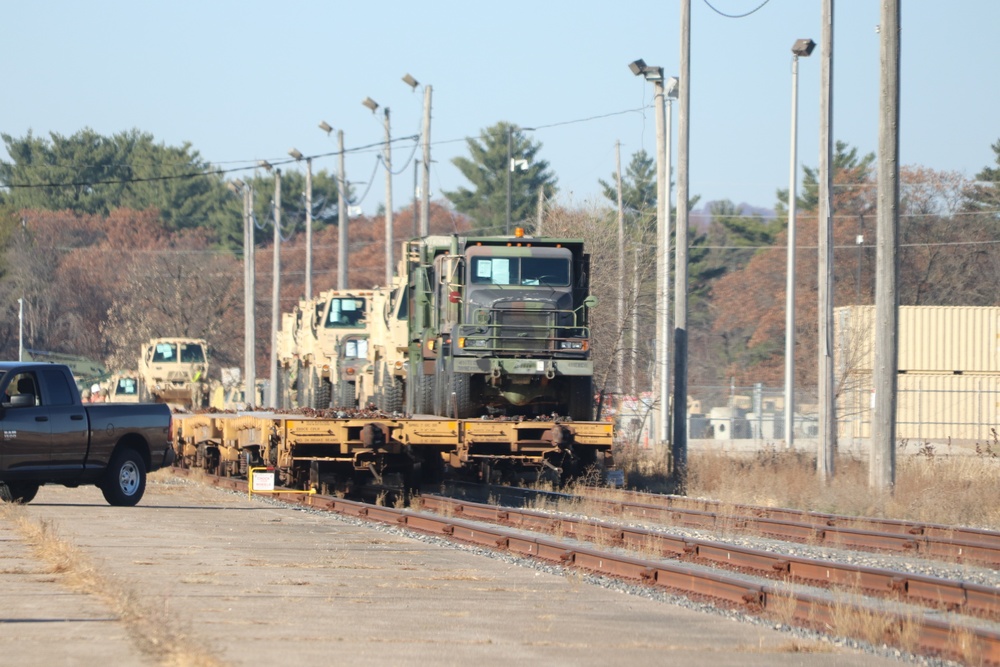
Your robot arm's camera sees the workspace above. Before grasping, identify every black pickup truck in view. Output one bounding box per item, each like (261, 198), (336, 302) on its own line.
(0, 362), (174, 506)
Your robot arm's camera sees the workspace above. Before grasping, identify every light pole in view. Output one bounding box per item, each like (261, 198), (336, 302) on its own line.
(288, 148), (312, 301)
(363, 96), (393, 287)
(18, 297), (24, 362)
(403, 73), (432, 237)
(227, 178), (256, 406)
(259, 160), (281, 408)
(630, 58), (670, 447)
(785, 38), (816, 449)
(320, 121), (350, 290)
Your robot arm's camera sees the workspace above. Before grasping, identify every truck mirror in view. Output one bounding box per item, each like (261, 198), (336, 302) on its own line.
(9, 394), (34, 408)
(584, 295), (598, 308)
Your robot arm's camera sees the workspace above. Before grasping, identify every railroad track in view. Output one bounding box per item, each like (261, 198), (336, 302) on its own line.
(172, 468), (1000, 665)
(580, 487), (1000, 569)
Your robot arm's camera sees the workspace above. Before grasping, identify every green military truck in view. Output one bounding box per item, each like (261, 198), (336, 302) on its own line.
(406, 229), (597, 420)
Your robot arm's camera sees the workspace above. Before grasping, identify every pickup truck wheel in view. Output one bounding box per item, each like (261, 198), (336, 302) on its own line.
(101, 449), (147, 507)
(1, 482), (39, 504)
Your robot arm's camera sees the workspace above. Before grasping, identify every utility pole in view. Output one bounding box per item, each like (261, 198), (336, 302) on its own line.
(672, 0), (691, 490)
(506, 126), (513, 235)
(269, 168), (282, 409)
(616, 141), (625, 392)
(412, 160), (419, 238)
(421, 85), (432, 237)
(338, 130), (348, 290)
(817, 0), (836, 482)
(383, 108), (393, 287)
(871, 0), (900, 492)
(536, 187), (544, 235)
(785, 38), (815, 450)
(244, 185), (256, 407)
(304, 157), (312, 300)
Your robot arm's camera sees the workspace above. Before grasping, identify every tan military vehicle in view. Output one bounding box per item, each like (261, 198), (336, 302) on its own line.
(105, 372), (141, 403)
(138, 337), (210, 409)
(357, 274), (409, 414)
(294, 289), (371, 409)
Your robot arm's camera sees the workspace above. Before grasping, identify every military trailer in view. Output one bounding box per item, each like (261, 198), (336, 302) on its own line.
(406, 229), (597, 420)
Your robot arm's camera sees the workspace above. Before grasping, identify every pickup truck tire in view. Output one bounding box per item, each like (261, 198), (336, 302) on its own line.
(1, 481), (39, 504)
(101, 449), (147, 507)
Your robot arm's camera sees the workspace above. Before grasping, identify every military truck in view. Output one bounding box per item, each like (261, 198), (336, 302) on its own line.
(290, 290), (372, 409)
(407, 229), (597, 420)
(105, 372), (141, 403)
(138, 338), (210, 409)
(358, 272), (409, 414)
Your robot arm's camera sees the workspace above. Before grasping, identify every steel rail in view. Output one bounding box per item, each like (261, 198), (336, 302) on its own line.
(420, 494), (1000, 621)
(171, 469), (1000, 665)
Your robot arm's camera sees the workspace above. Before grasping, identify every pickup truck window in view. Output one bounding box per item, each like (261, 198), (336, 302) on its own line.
(40, 367), (75, 406)
(2, 372), (40, 407)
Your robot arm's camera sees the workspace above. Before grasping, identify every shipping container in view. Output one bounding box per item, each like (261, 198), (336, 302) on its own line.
(835, 305), (1000, 374)
(837, 371), (1000, 442)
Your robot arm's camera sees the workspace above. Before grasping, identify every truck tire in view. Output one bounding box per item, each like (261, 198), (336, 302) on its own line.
(0, 482), (39, 504)
(451, 371), (474, 419)
(101, 449), (147, 507)
(383, 373), (404, 414)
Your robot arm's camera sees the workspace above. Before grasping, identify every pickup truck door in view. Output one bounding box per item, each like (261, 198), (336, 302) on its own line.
(0, 372), (51, 476)
(39, 367), (90, 473)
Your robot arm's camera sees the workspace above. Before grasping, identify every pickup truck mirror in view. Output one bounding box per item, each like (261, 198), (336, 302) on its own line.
(7, 393), (35, 408)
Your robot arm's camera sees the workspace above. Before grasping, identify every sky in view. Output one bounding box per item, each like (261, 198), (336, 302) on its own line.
(4, 1), (999, 219)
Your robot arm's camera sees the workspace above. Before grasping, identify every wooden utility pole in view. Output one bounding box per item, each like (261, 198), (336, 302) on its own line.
(672, 0), (690, 489)
(337, 130), (348, 290)
(269, 169), (281, 408)
(817, 0), (836, 482)
(616, 141), (625, 391)
(243, 185), (256, 406)
(305, 157), (313, 301)
(871, 0), (900, 492)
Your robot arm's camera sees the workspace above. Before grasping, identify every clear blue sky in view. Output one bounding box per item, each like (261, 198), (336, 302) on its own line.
(4, 1), (998, 217)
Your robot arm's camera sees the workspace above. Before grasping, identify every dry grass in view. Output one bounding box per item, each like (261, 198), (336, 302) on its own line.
(614, 444), (1000, 530)
(0, 503), (227, 667)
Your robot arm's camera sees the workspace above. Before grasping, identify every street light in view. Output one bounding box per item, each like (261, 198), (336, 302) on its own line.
(785, 37), (815, 449)
(363, 96), (393, 287)
(630, 58), (670, 448)
(289, 148), (312, 301)
(403, 73), (432, 237)
(320, 120), (349, 289)
(228, 179), (256, 407)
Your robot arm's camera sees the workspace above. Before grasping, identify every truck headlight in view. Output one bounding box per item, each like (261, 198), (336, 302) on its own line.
(459, 337), (489, 349)
(559, 340), (587, 350)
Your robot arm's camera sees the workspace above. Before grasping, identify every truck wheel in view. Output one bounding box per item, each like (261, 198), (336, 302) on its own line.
(0, 482), (39, 504)
(383, 375), (404, 414)
(101, 449), (147, 507)
(452, 371), (474, 419)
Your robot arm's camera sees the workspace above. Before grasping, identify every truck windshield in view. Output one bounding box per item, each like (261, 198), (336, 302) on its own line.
(325, 298), (366, 328)
(470, 256), (571, 286)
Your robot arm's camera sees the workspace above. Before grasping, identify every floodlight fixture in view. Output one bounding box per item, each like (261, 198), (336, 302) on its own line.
(362, 97), (379, 113)
(319, 120), (333, 134)
(629, 58), (663, 82)
(792, 38), (816, 57)
(628, 59), (646, 76)
(288, 148), (303, 160)
(402, 73), (419, 90)
(665, 76), (679, 99)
